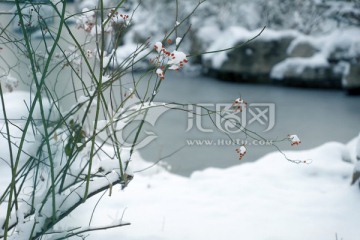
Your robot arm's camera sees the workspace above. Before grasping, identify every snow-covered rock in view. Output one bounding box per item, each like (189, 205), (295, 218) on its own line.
(202, 27), (296, 83)
(202, 26), (360, 90)
(288, 41), (318, 58)
(271, 28), (360, 90)
(271, 55), (344, 88)
(72, 0), (360, 93)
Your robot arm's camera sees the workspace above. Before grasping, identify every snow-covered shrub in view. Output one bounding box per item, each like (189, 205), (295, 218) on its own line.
(0, 0), (196, 238)
(0, 1), (307, 239)
(0, 1), (231, 238)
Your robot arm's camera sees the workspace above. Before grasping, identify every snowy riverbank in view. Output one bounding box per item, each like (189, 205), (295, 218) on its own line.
(1, 91), (359, 239)
(68, 137), (360, 240)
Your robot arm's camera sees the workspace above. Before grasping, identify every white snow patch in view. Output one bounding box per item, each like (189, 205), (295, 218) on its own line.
(271, 54), (329, 80)
(66, 141), (360, 240)
(203, 27), (298, 69)
(273, 28), (360, 80)
(114, 43), (148, 68)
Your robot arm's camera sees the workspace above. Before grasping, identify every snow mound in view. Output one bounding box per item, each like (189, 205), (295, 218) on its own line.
(68, 140), (359, 240)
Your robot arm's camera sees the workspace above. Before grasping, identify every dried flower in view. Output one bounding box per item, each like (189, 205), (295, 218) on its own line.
(154, 42), (163, 53)
(232, 97), (247, 112)
(156, 68), (165, 80)
(236, 145), (247, 160)
(288, 134), (301, 146)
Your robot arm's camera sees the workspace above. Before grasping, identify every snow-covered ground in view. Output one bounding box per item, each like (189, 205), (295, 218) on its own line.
(70, 138), (360, 240)
(1, 93), (359, 240)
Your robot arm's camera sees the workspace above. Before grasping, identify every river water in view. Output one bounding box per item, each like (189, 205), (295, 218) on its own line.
(1, 3), (359, 176)
(137, 70), (360, 176)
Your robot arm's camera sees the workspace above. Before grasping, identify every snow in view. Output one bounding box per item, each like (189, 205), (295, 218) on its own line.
(201, 26), (360, 79)
(175, 37), (182, 46)
(78, 94), (89, 104)
(271, 28), (360, 80)
(59, 140), (359, 240)
(102, 49), (115, 67)
(0, 91), (57, 123)
(235, 145), (247, 160)
(203, 27), (298, 69)
(1, 74), (19, 92)
(167, 50), (188, 66)
(154, 42), (163, 53)
(102, 74), (111, 83)
(1, 90), (359, 239)
(2, 0), (360, 238)
(288, 135), (301, 146)
(73, 0), (360, 76)
(195, 25), (222, 48)
(114, 43), (148, 69)
(75, 8), (96, 33)
(156, 68), (164, 79)
(289, 28), (360, 60)
(271, 54), (329, 80)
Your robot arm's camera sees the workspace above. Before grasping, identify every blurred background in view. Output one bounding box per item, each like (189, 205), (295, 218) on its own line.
(110, 0), (360, 176)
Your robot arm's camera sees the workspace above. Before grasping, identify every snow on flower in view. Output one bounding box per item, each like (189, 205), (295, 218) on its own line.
(76, 8), (96, 33)
(151, 40), (189, 79)
(232, 97), (247, 112)
(236, 145), (247, 160)
(168, 65), (180, 71)
(154, 42), (163, 53)
(168, 50), (188, 66)
(86, 49), (93, 58)
(105, 9), (130, 32)
(288, 134), (301, 146)
(156, 68), (165, 80)
(107, 9), (129, 23)
(124, 88), (134, 98)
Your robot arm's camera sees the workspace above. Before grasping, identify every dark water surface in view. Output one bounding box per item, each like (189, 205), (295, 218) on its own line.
(137, 70), (360, 176)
